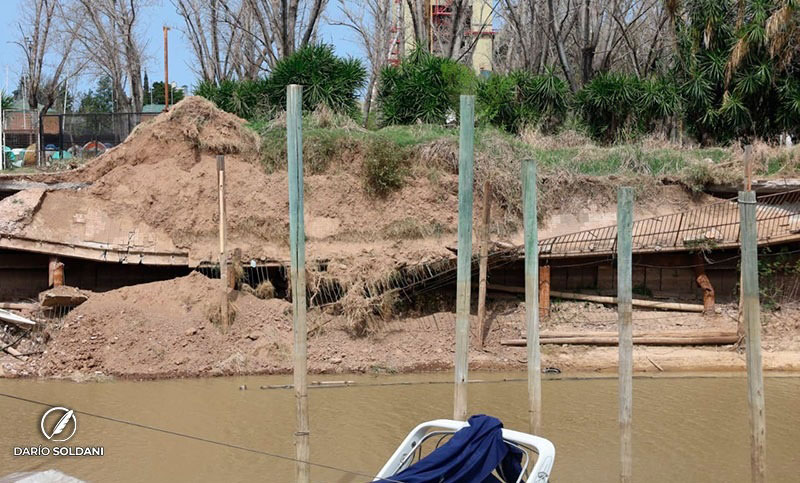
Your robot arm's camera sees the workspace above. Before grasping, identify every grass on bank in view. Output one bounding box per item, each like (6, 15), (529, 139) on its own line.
(249, 110), (800, 222)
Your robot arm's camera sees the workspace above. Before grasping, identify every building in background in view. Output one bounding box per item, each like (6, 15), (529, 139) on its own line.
(389, 0), (495, 75)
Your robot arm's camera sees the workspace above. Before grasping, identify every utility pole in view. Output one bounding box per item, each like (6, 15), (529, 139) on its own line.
(163, 26), (170, 111)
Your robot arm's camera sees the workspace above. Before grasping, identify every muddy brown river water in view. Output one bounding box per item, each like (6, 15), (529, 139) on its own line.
(0, 372), (798, 482)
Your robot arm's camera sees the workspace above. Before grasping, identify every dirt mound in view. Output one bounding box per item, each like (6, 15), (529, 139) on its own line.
(39, 273), (295, 377)
(78, 96), (259, 182)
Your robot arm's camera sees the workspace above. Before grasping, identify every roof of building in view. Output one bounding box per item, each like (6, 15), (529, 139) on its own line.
(142, 104), (167, 113)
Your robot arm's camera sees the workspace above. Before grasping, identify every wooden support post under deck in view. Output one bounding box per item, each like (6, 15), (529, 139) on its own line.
(617, 187), (634, 483)
(49, 257), (65, 287)
(693, 254), (715, 315)
(453, 95), (475, 422)
(477, 181), (491, 347)
(539, 265), (550, 318)
(523, 159), (541, 435)
(287, 84), (310, 483)
(739, 190), (767, 482)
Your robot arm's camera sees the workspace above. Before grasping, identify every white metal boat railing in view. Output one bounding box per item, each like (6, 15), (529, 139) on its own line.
(375, 419), (555, 483)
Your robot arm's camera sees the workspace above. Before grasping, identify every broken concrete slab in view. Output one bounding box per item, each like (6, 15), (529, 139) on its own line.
(39, 286), (90, 307)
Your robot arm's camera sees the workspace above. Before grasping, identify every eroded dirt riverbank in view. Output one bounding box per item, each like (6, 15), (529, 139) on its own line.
(2, 273), (798, 379)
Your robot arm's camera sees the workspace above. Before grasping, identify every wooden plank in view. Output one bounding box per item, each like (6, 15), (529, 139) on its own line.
(454, 94), (474, 422)
(488, 285), (705, 312)
(477, 181), (491, 347)
(501, 335), (738, 346)
(0, 303), (38, 310)
(287, 84), (310, 483)
(618, 187), (634, 483)
(739, 190), (766, 482)
(523, 159), (541, 435)
(508, 329), (737, 339)
(0, 235), (189, 266)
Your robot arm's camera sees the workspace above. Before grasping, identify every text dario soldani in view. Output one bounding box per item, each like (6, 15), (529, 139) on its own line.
(13, 407), (104, 457)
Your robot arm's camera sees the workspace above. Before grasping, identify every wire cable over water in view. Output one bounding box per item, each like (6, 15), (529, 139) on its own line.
(0, 392), (401, 483)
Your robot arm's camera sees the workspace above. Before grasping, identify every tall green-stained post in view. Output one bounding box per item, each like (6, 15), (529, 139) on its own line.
(287, 84), (309, 483)
(453, 95), (475, 422)
(522, 159), (541, 434)
(617, 187), (634, 483)
(739, 190), (766, 482)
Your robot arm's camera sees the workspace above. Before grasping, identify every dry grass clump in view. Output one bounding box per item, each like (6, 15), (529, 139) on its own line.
(520, 127), (593, 149)
(254, 280), (276, 299)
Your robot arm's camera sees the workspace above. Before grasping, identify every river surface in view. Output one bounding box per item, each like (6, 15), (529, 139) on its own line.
(0, 372), (798, 482)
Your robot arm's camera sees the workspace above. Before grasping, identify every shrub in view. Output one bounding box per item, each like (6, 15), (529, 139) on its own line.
(476, 68), (569, 133)
(363, 137), (409, 196)
(195, 44), (366, 120)
(377, 48), (476, 126)
(575, 73), (681, 142)
(265, 44), (366, 117)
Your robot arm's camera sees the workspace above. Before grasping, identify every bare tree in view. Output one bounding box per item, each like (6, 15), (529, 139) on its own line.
(16, 0), (84, 115)
(331, 0), (393, 126)
(67, 0), (148, 112)
(172, 0), (266, 81)
(208, 0), (329, 71)
(496, 0), (671, 87)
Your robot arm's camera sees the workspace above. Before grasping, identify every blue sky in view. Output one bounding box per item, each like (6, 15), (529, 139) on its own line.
(0, 1), (361, 96)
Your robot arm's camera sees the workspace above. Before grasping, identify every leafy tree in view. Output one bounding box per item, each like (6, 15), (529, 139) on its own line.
(150, 81), (186, 105)
(79, 77), (114, 113)
(377, 48), (476, 126)
(143, 71), (150, 104)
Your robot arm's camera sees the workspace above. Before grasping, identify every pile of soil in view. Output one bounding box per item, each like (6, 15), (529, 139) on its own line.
(38, 273), (295, 378)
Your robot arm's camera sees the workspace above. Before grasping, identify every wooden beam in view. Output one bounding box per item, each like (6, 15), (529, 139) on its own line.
(287, 84), (310, 483)
(0, 235), (189, 266)
(739, 189), (766, 482)
(501, 335), (739, 346)
(488, 285), (706, 312)
(454, 94), (475, 422)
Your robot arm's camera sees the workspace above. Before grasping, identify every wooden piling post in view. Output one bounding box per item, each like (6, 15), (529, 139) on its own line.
(217, 155), (229, 330)
(617, 187), (634, 483)
(739, 190), (766, 482)
(739, 145), (753, 338)
(523, 159), (541, 435)
(477, 180), (491, 347)
(539, 265), (551, 318)
(453, 95), (475, 422)
(287, 85), (310, 483)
